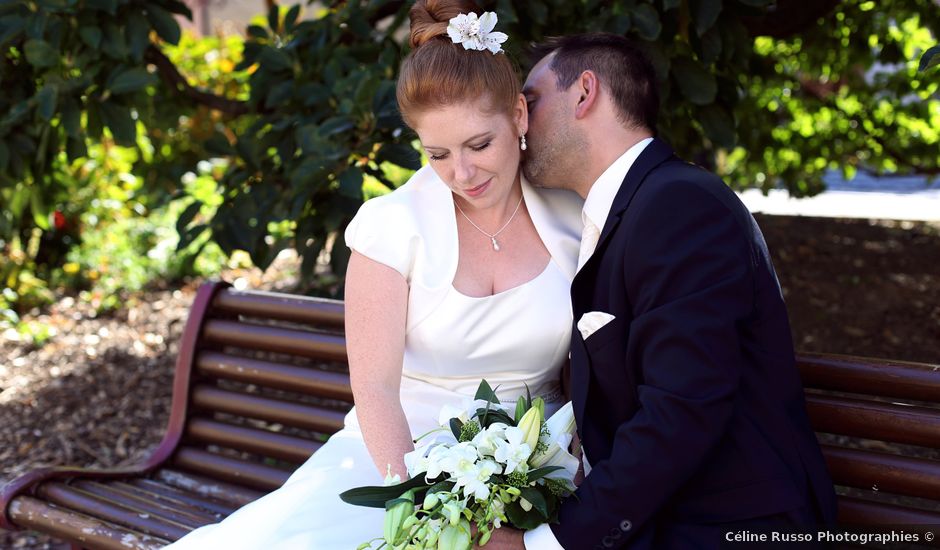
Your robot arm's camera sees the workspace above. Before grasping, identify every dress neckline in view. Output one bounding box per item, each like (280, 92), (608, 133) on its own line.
(450, 259), (555, 300)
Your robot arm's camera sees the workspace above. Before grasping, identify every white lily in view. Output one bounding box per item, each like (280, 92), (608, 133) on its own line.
(492, 426), (532, 475)
(528, 402), (579, 487)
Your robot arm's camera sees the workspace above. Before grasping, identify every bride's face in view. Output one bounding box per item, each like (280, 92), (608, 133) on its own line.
(413, 95), (527, 211)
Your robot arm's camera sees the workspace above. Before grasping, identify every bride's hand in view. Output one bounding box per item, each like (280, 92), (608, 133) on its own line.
(476, 526), (524, 549)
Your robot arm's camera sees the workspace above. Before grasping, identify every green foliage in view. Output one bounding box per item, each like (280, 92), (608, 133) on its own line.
(1, 0), (937, 312)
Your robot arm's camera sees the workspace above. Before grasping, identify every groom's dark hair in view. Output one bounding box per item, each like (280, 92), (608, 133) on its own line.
(530, 33), (659, 133)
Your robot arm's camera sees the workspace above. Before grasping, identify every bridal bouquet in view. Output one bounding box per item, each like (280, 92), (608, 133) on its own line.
(340, 380), (579, 549)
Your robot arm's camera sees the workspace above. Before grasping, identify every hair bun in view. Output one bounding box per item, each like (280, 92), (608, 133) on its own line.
(408, 0), (481, 49)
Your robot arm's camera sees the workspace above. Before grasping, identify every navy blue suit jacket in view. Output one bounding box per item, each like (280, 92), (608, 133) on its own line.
(550, 139), (837, 549)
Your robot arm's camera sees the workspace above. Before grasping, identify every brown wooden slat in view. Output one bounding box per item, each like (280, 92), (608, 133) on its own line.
(173, 447), (290, 492)
(35, 482), (192, 541)
(798, 354), (940, 402)
(186, 417), (322, 464)
(196, 350), (353, 400)
(73, 480), (219, 527)
(201, 319), (347, 362)
(212, 288), (345, 328)
(823, 446), (940, 501)
(153, 469), (264, 508)
(190, 384), (346, 434)
(838, 495), (940, 525)
(7, 495), (168, 550)
(807, 394), (940, 448)
(125, 479), (237, 516)
(114, 479), (230, 519)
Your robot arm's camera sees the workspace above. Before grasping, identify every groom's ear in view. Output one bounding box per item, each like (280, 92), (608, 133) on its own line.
(573, 70), (600, 120)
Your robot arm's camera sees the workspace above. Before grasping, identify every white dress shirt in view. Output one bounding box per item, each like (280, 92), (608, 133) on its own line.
(523, 137), (653, 550)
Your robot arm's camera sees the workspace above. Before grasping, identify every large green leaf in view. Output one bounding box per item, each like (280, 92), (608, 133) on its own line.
(338, 166), (363, 199)
(109, 67), (157, 95)
(691, 0), (721, 36)
(630, 4), (661, 41)
(78, 25), (102, 49)
(99, 101), (137, 146)
(84, 0), (117, 14)
(376, 142), (421, 170)
(919, 46), (940, 72)
(671, 57), (717, 105)
(36, 85), (58, 121)
(24, 39), (58, 68)
(698, 104), (735, 148)
(146, 4), (181, 45)
(339, 474), (432, 508)
(0, 15), (26, 45)
(125, 10), (151, 61)
(258, 46), (293, 73)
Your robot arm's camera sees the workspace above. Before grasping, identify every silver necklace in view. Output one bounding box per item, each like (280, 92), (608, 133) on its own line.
(454, 193), (524, 252)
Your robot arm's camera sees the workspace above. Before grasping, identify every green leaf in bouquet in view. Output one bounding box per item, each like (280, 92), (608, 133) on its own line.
(514, 398), (527, 425)
(520, 487), (549, 519)
(473, 407), (514, 428)
(526, 466), (564, 483)
(474, 379), (500, 404)
(449, 417), (464, 440)
(339, 474), (430, 508)
(504, 500), (544, 530)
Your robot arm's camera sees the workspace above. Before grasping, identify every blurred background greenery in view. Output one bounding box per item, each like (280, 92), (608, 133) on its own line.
(0, 0), (937, 344)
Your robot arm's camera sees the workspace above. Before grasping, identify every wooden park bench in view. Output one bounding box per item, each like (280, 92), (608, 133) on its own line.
(2, 280), (939, 549)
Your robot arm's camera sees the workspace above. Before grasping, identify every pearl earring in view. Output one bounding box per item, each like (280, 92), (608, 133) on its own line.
(520, 134), (527, 151)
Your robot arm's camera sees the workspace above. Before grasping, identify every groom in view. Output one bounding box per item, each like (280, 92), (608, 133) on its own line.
(489, 34), (837, 549)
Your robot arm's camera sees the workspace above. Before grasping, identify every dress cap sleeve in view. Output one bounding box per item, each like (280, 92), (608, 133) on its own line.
(344, 194), (416, 280)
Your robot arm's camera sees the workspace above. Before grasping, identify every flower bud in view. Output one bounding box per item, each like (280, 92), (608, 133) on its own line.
(423, 492), (440, 510)
(516, 407), (542, 453)
(437, 518), (472, 550)
(383, 489), (415, 546)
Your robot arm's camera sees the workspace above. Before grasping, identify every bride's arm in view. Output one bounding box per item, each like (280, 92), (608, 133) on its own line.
(344, 251), (414, 479)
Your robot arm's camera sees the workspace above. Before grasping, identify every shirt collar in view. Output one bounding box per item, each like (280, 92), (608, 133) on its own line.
(582, 137), (654, 230)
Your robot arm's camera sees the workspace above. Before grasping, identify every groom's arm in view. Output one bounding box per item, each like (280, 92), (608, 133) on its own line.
(552, 177), (755, 548)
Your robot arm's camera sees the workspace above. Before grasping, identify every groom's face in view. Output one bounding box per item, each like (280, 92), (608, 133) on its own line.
(522, 53), (585, 192)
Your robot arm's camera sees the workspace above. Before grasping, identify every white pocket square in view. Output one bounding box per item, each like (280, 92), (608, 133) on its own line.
(577, 311), (616, 340)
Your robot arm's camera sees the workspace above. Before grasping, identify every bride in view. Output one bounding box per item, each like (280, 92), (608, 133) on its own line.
(165, 1), (581, 547)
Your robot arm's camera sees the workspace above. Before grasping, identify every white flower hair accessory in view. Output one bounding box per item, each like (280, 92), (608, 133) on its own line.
(446, 12), (508, 54)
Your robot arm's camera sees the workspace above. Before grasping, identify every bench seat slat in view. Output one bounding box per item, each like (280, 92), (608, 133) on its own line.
(212, 288), (345, 328)
(186, 417), (322, 464)
(196, 350), (353, 400)
(36, 482), (193, 541)
(806, 394), (940, 448)
(126, 479), (238, 516)
(202, 319), (347, 362)
(173, 448), (291, 492)
(838, 495), (940, 525)
(74, 481), (221, 526)
(153, 468), (265, 507)
(191, 384), (346, 434)
(823, 446), (940, 501)
(7, 495), (168, 550)
(799, 355), (940, 402)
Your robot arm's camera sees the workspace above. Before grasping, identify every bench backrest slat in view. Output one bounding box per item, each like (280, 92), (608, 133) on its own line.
(185, 418), (322, 464)
(196, 351), (353, 400)
(806, 394), (940, 448)
(172, 448), (289, 492)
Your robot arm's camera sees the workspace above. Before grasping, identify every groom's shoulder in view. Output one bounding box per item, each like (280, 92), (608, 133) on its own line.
(640, 157), (747, 217)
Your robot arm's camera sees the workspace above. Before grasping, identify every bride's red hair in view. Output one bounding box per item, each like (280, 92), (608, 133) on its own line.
(396, 0), (520, 127)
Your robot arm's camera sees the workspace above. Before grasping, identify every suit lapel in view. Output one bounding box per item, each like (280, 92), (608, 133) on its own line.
(572, 138), (676, 292)
(569, 139), (676, 431)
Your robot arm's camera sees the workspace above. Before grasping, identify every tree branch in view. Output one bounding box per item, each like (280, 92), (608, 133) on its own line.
(741, 0), (840, 39)
(144, 45), (252, 116)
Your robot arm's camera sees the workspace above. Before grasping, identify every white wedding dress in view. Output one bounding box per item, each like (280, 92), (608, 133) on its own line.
(165, 167), (582, 549)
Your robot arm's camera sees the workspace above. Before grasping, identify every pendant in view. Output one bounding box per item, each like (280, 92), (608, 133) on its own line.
(491, 237), (500, 251)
